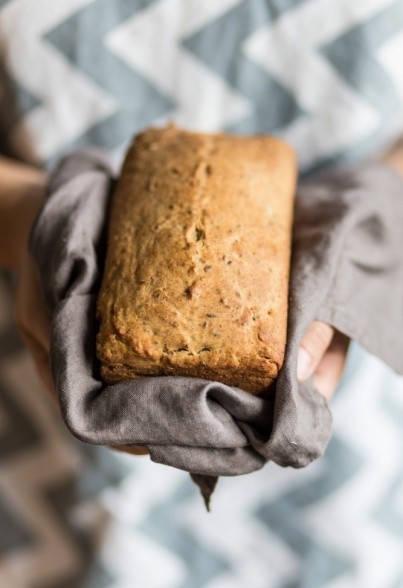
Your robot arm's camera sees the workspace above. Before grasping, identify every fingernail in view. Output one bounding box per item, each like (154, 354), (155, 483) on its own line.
(297, 347), (312, 381)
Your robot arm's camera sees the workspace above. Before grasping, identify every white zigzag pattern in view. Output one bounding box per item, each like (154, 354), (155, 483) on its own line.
(305, 353), (403, 588)
(99, 520), (187, 588)
(172, 355), (403, 588)
(178, 467), (310, 588)
(98, 440), (331, 587)
(98, 462), (305, 588)
(244, 0), (397, 169)
(390, 375), (403, 522)
(0, 353), (100, 588)
(105, 0), (251, 132)
(0, 0), (117, 161)
(378, 28), (403, 110)
(99, 457), (188, 587)
(1, 0), (402, 167)
(1, 337), (403, 586)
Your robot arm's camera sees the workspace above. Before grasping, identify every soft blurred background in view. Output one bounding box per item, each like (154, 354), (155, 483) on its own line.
(2, 267), (403, 587)
(1, 1), (403, 586)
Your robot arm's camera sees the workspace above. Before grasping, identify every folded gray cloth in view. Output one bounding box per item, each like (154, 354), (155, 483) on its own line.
(30, 150), (403, 509)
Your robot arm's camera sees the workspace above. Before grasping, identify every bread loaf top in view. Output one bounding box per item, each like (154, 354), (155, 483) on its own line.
(96, 125), (296, 394)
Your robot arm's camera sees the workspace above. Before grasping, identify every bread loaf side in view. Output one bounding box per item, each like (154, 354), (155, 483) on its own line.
(96, 125), (296, 394)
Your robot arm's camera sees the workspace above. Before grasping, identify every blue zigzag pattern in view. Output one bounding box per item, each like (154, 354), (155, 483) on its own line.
(42, 474), (115, 588)
(140, 478), (230, 588)
(0, 67), (41, 145)
(0, 373), (126, 585)
(0, 272), (129, 586)
(0, 492), (34, 556)
(3, 0), (403, 172)
(316, 0), (403, 172)
(372, 369), (403, 588)
(45, 0), (173, 157)
(321, 1), (403, 118)
(255, 435), (362, 587)
(184, 0), (403, 173)
(183, 0), (305, 134)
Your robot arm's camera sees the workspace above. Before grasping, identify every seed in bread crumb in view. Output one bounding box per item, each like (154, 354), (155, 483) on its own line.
(195, 227), (205, 241)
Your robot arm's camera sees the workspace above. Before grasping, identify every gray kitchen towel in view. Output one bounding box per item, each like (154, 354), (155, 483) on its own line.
(30, 149), (403, 508)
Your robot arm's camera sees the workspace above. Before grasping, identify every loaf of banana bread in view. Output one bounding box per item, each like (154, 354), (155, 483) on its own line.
(96, 125), (296, 394)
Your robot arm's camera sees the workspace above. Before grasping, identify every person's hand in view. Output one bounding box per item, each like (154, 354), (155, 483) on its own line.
(295, 135), (403, 403)
(14, 245), (149, 455)
(0, 156), (46, 267)
(297, 321), (350, 401)
(14, 246), (55, 398)
(0, 157), (55, 399)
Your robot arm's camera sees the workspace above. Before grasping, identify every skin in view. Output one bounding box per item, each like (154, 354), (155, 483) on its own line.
(1, 139), (403, 455)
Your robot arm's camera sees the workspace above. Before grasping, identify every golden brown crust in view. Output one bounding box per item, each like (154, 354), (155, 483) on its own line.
(96, 125), (296, 394)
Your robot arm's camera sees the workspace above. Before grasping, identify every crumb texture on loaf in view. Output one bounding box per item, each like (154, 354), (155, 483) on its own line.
(96, 125), (296, 394)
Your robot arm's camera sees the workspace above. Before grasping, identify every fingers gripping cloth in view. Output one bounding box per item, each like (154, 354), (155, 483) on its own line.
(30, 150), (403, 509)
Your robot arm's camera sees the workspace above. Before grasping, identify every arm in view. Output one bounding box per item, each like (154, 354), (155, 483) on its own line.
(380, 136), (403, 176)
(0, 156), (53, 394)
(0, 156), (46, 267)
